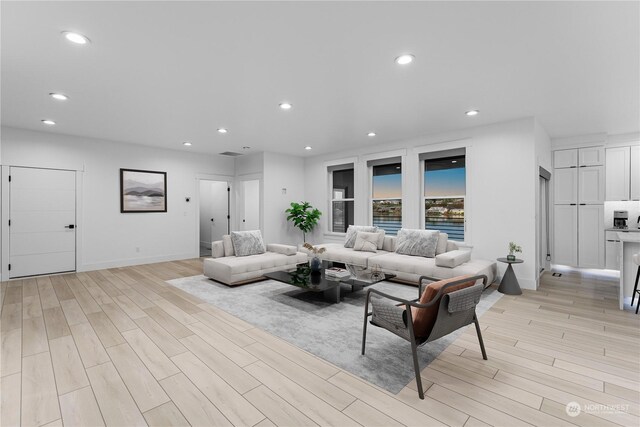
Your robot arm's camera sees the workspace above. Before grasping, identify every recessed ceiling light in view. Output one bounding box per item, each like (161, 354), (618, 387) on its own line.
(279, 102), (293, 110)
(451, 160), (458, 163)
(183, 142), (192, 146)
(41, 119), (56, 125)
(304, 146), (312, 150)
(395, 54), (414, 65)
(62, 31), (90, 45)
(217, 128), (228, 134)
(367, 132), (376, 137)
(50, 93), (69, 101)
(465, 110), (479, 116)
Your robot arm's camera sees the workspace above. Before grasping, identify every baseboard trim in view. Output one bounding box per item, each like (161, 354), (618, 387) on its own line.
(79, 252), (197, 272)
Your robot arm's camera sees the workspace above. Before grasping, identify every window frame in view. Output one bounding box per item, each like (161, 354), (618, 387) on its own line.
(369, 160), (403, 235)
(327, 162), (355, 234)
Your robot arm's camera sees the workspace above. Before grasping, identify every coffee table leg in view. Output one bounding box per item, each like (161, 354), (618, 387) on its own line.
(324, 286), (340, 303)
(498, 263), (523, 295)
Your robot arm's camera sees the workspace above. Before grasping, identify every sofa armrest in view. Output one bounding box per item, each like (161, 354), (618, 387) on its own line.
(267, 243), (298, 256)
(211, 241), (225, 258)
(435, 249), (471, 268)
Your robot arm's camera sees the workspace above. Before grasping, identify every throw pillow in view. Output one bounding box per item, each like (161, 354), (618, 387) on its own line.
(375, 229), (386, 250)
(394, 229), (439, 257)
(436, 232), (448, 255)
(353, 231), (379, 253)
(230, 230), (266, 257)
(222, 235), (235, 256)
(344, 225), (378, 248)
(410, 275), (475, 338)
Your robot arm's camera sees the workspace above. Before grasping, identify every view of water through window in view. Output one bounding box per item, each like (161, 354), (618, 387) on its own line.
(424, 155), (466, 241)
(372, 163), (402, 235)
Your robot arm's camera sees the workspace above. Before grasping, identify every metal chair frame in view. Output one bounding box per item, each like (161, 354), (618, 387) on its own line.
(361, 274), (488, 399)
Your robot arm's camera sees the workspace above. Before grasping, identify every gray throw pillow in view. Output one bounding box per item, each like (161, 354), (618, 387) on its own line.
(395, 229), (440, 258)
(230, 230), (266, 257)
(344, 225), (378, 248)
(353, 231), (379, 253)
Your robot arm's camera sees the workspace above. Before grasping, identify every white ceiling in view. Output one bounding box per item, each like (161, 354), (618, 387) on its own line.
(2, 1), (638, 156)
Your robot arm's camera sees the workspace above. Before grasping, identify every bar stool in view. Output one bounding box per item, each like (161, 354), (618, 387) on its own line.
(633, 253), (640, 314)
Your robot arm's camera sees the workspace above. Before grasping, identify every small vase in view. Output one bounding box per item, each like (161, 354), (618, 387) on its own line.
(507, 254), (516, 261)
(310, 256), (322, 274)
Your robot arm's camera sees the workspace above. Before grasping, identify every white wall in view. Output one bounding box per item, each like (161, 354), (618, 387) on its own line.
(262, 152), (305, 245)
(304, 117), (541, 289)
(1, 126), (234, 273)
(534, 120), (552, 284)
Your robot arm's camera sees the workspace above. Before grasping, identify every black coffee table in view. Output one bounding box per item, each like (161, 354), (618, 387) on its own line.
(264, 261), (395, 303)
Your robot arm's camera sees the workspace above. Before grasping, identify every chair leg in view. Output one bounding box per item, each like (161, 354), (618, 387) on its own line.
(631, 266), (640, 306)
(474, 316), (488, 360)
(410, 339), (424, 400)
(361, 296), (370, 355)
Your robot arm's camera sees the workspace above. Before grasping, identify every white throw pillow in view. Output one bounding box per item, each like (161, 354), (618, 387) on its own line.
(344, 225), (378, 248)
(375, 229), (386, 249)
(353, 231), (379, 253)
(395, 229), (440, 258)
(436, 232), (448, 255)
(230, 230), (266, 257)
(222, 235), (235, 256)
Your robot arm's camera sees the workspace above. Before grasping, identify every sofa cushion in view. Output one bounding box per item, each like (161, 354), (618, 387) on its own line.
(344, 225), (378, 248)
(382, 235), (396, 252)
(395, 229), (439, 258)
(446, 241), (459, 252)
(436, 249), (471, 268)
(436, 233), (448, 255)
(231, 230), (266, 257)
(267, 243), (297, 256)
(212, 241), (225, 258)
(353, 232), (379, 253)
(204, 251), (308, 285)
(411, 276), (475, 338)
(222, 235), (235, 256)
(318, 243), (384, 267)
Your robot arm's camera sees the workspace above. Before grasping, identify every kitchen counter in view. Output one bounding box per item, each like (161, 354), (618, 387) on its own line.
(617, 232), (640, 310)
(605, 227), (640, 232)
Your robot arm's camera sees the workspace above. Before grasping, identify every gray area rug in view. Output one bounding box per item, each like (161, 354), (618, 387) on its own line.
(167, 275), (502, 394)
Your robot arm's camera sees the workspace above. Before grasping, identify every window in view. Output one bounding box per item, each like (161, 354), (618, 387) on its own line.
(330, 167), (354, 232)
(372, 163), (402, 235)
(424, 154), (465, 241)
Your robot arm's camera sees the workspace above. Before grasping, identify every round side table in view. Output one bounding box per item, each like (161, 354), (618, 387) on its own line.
(497, 258), (523, 295)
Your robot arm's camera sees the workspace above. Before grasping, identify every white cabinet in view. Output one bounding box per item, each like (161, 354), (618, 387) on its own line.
(578, 166), (604, 204)
(578, 146), (605, 166)
(554, 149), (578, 169)
(554, 168), (577, 204)
(577, 205), (604, 268)
(631, 146), (640, 201)
(606, 146), (631, 201)
(553, 205), (578, 266)
(605, 231), (621, 270)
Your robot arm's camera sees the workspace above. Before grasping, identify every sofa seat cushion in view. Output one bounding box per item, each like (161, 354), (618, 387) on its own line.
(435, 249), (471, 268)
(318, 243), (386, 267)
(204, 252), (307, 285)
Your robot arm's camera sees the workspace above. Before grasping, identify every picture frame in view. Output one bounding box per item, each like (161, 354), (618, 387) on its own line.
(120, 168), (167, 213)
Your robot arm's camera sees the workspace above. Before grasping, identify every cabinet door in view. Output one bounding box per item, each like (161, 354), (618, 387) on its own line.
(605, 240), (619, 270)
(553, 205), (578, 266)
(554, 149), (578, 169)
(554, 168), (577, 204)
(578, 146), (605, 166)
(578, 205), (604, 268)
(631, 145), (640, 201)
(578, 166), (604, 204)
(605, 147), (630, 201)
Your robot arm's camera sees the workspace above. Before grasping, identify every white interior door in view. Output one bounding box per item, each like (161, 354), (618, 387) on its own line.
(199, 180), (229, 249)
(241, 179), (260, 230)
(9, 167), (76, 278)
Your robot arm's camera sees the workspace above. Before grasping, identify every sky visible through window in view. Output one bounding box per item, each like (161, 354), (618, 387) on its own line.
(424, 168), (465, 197)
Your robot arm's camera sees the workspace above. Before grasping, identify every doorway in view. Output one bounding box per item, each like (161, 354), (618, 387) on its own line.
(9, 166), (76, 278)
(199, 180), (230, 257)
(239, 179), (260, 230)
(538, 167), (551, 278)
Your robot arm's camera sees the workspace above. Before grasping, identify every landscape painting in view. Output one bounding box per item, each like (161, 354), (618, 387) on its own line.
(120, 169), (167, 213)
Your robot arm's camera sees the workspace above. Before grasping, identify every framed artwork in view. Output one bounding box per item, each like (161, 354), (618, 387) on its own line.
(120, 168), (167, 213)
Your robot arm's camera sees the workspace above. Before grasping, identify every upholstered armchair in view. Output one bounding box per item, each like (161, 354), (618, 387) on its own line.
(361, 275), (488, 399)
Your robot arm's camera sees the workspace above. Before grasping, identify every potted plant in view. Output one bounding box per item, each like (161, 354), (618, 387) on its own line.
(285, 201), (322, 243)
(507, 242), (522, 261)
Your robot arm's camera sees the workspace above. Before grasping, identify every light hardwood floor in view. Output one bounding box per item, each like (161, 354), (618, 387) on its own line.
(1, 260), (638, 426)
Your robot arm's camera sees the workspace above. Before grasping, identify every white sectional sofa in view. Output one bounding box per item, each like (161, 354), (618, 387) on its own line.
(204, 241), (307, 286)
(316, 235), (497, 285)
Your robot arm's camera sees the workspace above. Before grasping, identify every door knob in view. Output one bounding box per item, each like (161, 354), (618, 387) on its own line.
(64, 224), (75, 229)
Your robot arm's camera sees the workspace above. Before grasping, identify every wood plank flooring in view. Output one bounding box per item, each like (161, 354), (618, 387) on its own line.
(1, 260), (638, 426)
